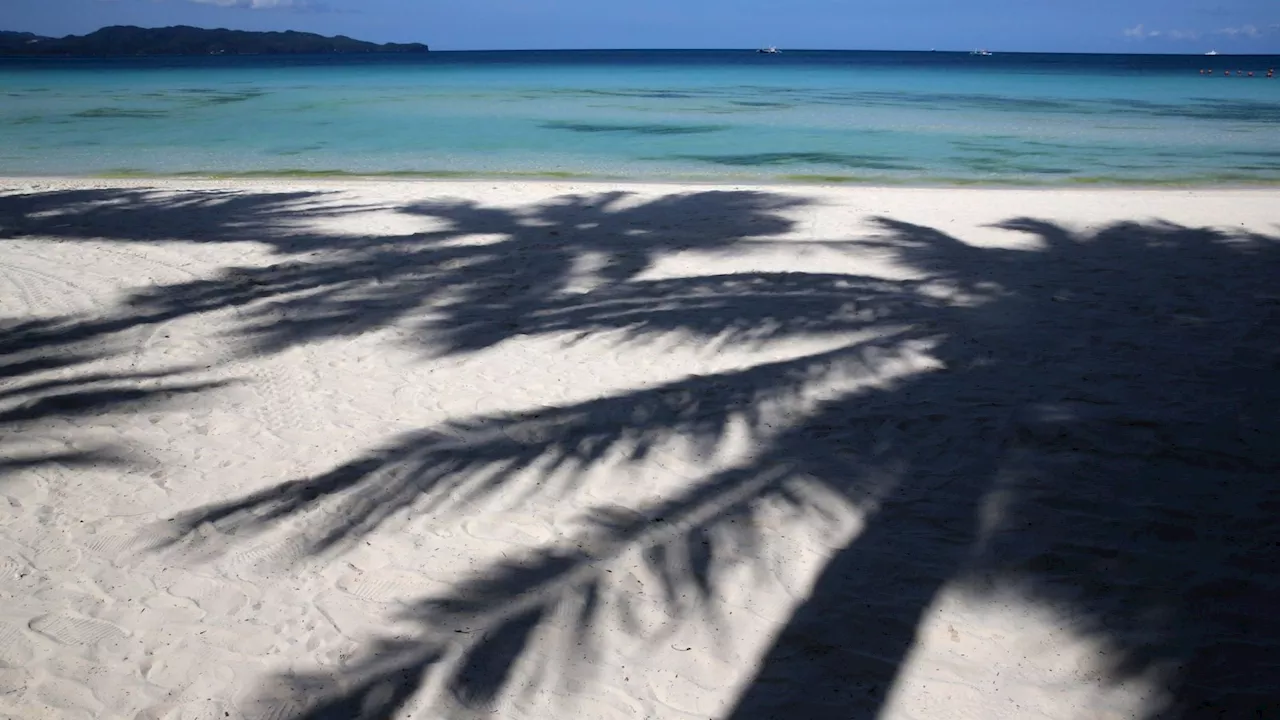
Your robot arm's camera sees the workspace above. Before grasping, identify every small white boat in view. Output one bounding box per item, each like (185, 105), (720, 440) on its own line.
(757, 46), (781, 54)
(970, 49), (992, 56)
(1205, 50), (1218, 56)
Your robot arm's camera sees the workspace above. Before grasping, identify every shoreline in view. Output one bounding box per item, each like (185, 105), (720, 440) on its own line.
(6, 173), (1280, 193)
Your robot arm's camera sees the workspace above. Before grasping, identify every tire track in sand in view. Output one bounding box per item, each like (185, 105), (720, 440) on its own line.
(0, 259), (101, 318)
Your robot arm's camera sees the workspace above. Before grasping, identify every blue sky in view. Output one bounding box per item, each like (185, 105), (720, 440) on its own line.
(2, 0), (1278, 52)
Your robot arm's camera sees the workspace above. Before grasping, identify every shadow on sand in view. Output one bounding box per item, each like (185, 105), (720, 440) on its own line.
(3, 184), (1278, 719)
(0, 315), (228, 479)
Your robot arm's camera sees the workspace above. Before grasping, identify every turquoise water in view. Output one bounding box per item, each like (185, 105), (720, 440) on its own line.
(2, 51), (1279, 184)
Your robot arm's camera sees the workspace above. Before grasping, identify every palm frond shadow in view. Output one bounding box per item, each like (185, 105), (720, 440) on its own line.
(187, 190), (807, 357)
(0, 185), (369, 478)
(0, 186), (368, 250)
(148, 188), (1280, 720)
(0, 315), (231, 477)
(3, 186), (809, 481)
(4, 186), (811, 359)
(160, 335), (920, 557)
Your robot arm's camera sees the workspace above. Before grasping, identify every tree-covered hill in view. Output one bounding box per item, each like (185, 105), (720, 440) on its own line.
(0, 25), (428, 57)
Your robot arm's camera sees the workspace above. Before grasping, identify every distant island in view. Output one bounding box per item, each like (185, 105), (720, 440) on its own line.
(0, 26), (428, 57)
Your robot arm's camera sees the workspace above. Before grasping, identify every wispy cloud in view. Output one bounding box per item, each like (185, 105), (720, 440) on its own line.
(1214, 24), (1262, 38)
(187, 0), (321, 10)
(1122, 24), (1199, 40)
(1123, 23), (1271, 41)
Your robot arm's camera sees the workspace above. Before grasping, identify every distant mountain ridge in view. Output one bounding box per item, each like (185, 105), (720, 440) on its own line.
(0, 25), (428, 57)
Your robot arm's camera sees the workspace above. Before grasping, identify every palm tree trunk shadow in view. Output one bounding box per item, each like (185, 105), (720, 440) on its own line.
(726, 476), (985, 720)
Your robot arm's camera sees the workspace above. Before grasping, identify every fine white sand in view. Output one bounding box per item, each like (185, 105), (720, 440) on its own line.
(1, 178), (1277, 720)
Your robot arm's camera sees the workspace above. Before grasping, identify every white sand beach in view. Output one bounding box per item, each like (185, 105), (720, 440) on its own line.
(1, 178), (1277, 720)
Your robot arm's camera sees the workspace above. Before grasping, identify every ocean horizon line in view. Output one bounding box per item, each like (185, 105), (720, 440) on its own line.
(418, 47), (1280, 54)
(5, 46), (1279, 57)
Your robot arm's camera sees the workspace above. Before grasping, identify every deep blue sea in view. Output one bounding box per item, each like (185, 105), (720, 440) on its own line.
(2, 50), (1279, 185)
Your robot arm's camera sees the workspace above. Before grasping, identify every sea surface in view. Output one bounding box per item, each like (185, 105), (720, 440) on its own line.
(2, 50), (1279, 185)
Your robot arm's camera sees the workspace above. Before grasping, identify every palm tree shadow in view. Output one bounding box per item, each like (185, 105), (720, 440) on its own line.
(150, 196), (1280, 720)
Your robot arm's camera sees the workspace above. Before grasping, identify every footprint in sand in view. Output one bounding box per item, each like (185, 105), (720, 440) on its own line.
(133, 657), (240, 717)
(334, 564), (449, 605)
(245, 358), (328, 436)
(218, 536), (311, 579)
(162, 574), (253, 618)
(0, 621), (37, 666)
(79, 531), (147, 564)
(0, 553), (32, 583)
(29, 540), (82, 572)
(33, 585), (114, 619)
(460, 513), (559, 548)
(28, 613), (130, 647)
(29, 675), (102, 720)
(313, 590), (398, 640)
(540, 686), (654, 720)
(234, 695), (311, 720)
(134, 700), (245, 720)
(0, 470), (48, 516)
(0, 665), (31, 697)
(438, 682), (511, 718)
